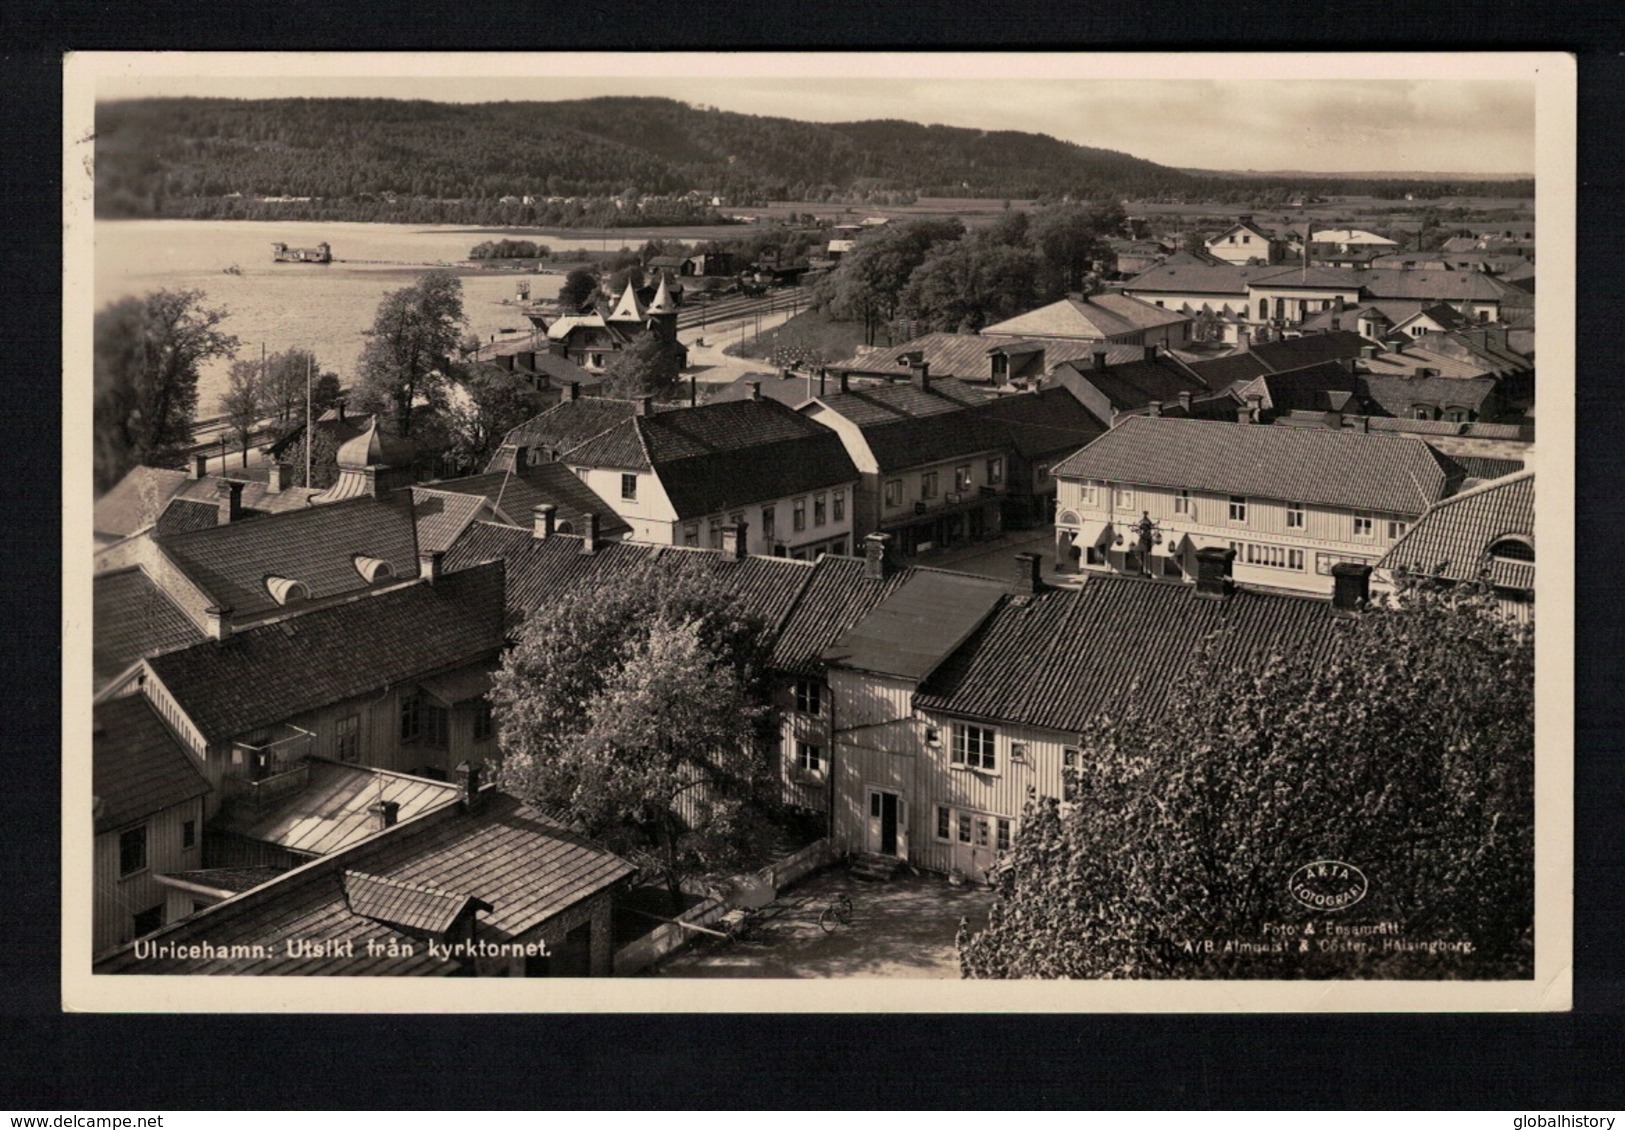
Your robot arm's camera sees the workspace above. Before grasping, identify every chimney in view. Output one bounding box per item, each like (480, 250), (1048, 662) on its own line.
(267, 462), (291, 494)
(636, 396), (654, 416)
(1333, 294), (1345, 314)
(1388, 339), (1405, 355)
(1144, 343), (1159, 361)
(818, 368), (828, 397)
(1092, 347), (1108, 372)
(335, 401), (346, 424)
(1330, 316), (1341, 332)
(690, 375), (698, 408)
(910, 361), (932, 391)
(580, 512), (600, 554)
(747, 380), (762, 402)
(1177, 391), (1193, 413)
(1245, 393), (1263, 422)
(1331, 562), (1373, 612)
(532, 503), (557, 540)
(216, 478), (244, 524)
(838, 372), (851, 394)
(368, 799), (400, 831)
(1193, 547), (1236, 599)
(863, 532), (892, 581)
(1012, 552), (1042, 595)
(511, 445), (530, 471)
(418, 550), (443, 584)
(190, 454), (209, 480)
(1234, 329), (1250, 354)
(722, 520), (749, 560)
(203, 605), (233, 641)
(1148, 400), (1163, 418)
(454, 761), (483, 814)
(565, 381), (581, 402)
(1360, 344), (1378, 360)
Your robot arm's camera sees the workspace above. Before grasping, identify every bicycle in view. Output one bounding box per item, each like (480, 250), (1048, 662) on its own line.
(818, 894), (854, 934)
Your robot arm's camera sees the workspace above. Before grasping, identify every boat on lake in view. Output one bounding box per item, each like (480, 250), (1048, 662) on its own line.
(271, 241), (333, 264)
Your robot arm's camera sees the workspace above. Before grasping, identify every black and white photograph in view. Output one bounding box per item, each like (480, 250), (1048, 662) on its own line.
(64, 51), (1574, 1011)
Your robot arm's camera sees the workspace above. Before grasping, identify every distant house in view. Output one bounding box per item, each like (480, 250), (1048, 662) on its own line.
(979, 293), (1193, 352)
(1204, 216), (1283, 266)
(1378, 469), (1534, 622)
(421, 457), (632, 542)
(537, 278), (684, 373)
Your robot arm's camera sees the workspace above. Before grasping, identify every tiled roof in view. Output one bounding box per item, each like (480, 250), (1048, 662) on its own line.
(706, 371), (819, 407)
(154, 498), (222, 536)
(769, 556), (916, 675)
(94, 467), (190, 540)
(156, 494), (421, 618)
(146, 562), (507, 744)
(1248, 331), (1370, 373)
(1380, 470), (1534, 591)
(854, 409), (1012, 474)
(809, 377), (989, 426)
(980, 294), (1187, 339)
(916, 576), (1338, 732)
(93, 568), (206, 688)
(822, 569), (1008, 681)
(1050, 356), (1209, 413)
(1357, 268), (1522, 303)
(93, 695), (210, 834)
(1359, 373), (1497, 417)
(96, 790), (635, 975)
(1250, 266), (1368, 290)
(840, 334), (1003, 381)
(408, 488), (489, 554)
(1454, 455), (1526, 482)
(1052, 416), (1463, 516)
(656, 431), (860, 519)
(1180, 350), (1272, 386)
(1123, 259), (1292, 296)
(638, 398), (845, 464)
(497, 398), (640, 466)
(425, 465), (628, 539)
(344, 870), (485, 936)
(213, 760), (462, 856)
(970, 387), (1107, 459)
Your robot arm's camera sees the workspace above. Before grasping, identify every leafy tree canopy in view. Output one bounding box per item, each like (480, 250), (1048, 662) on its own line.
(441, 365), (549, 475)
(352, 270), (466, 438)
(600, 331), (686, 399)
(558, 266), (601, 311)
(958, 585), (1534, 981)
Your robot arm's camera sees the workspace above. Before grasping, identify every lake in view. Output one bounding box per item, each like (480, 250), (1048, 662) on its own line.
(93, 220), (673, 415)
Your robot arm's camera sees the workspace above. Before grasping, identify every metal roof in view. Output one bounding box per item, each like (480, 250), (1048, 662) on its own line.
(93, 695), (211, 835)
(822, 570), (1008, 681)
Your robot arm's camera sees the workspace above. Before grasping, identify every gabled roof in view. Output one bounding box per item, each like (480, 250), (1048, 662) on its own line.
(496, 398), (641, 467)
(145, 562), (507, 745)
(851, 409), (1012, 474)
(970, 387), (1107, 459)
(93, 695), (210, 834)
(93, 568), (206, 689)
(154, 498), (224, 536)
(770, 556), (917, 676)
(156, 494), (421, 619)
(344, 870), (489, 937)
(213, 759), (462, 857)
(94, 467), (192, 541)
(1308, 229), (1399, 246)
(1359, 372), (1497, 416)
(95, 468), (321, 543)
(1123, 258), (1292, 296)
(1052, 416), (1464, 516)
(544, 312), (611, 342)
(808, 376), (989, 426)
(424, 464), (630, 539)
(916, 575), (1338, 732)
(1356, 268), (1522, 303)
(979, 293), (1188, 340)
(1050, 355), (1210, 413)
(407, 488), (489, 554)
(1182, 331), (1370, 388)
(1380, 470), (1534, 591)
(96, 790), (635, 975)
(1249, 265), (1368, 291)
(838, 334), (1003, 382)
(1208, 219), (1275, 244)
(822, 569), (1008, 681)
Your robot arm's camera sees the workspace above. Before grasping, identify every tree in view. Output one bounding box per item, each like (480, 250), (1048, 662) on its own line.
(220, 359), (263, 467)
(899, 235), (1043, 333)
(600, 332), (686, 399)
(958, 585), (1534, 980)
(491, 559), (776, 908)
(442, 366), (548, 474)
(310, 372), (343, 420)
(558, 266), (600, 311)
(260, 348), (330, 431)
(818, 217), (964, 346)
(281, 422), (341, 490)
(353, 270), (466, 439)
(1031, 203), (1116, 296)
(93, 288), (239, 493)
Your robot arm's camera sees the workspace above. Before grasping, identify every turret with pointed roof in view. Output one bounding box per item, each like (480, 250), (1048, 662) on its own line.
(315, 417), (419, 502)
(606, 279), (648, 326)
(645, 273), (679, 342)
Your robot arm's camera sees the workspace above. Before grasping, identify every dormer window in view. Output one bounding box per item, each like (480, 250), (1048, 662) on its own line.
(265, 575), (310, 605)
(353, 555), (394, 584)
(1488, 537), (1534, 563)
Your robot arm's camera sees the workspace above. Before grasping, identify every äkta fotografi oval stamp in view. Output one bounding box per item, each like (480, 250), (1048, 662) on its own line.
(1288, 860), (1369, 912)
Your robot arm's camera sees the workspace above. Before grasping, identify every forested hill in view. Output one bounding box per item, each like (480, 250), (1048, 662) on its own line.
(94, 96), (1531, 224)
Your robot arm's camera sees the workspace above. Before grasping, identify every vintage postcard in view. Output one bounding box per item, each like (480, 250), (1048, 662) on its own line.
(63, 51), (1575, 1011)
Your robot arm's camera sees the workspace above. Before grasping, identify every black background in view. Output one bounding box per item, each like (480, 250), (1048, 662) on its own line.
(4, 5), (1622, 1109)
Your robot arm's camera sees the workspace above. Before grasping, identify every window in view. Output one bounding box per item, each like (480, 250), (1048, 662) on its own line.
(1009, 741), (1028, 762)
(954, 465), (972, 493)
(708, 519), (723, 549)
(1353, 514), (1374, 539)
(951, 723), (996, 771)
(1174, 489), (1192, 516)
(182, 819), (196, 850)
(793, 498), (806, 532)
(1489, 537), (1534, 563)
(1387, 519), (1408, 541)
(884, 479), (903, 508)
(1286, 503), (1305, 530)
(761, 506), (775, 540)
(683, 524), (699, 548)
(473, 701), (495, 743)
(1228, 495), (1248, 524)
(1113, 486), (1135, 512)
(832, 490), (845, 522)
(813, 494), (827, 527)
(620, 473), (638, 501)
(1413, 405), (1432, 420)
(1316, 552), (1376, 577)
(936, 806), (952, 841)
(335, 714), (360, 763)
(400, 697), (419, 742)
(996, 818), (1012, 852)
(957, 812), (972, 843)
(794, 741), (822, 774)
(1243, 234), (1252, 244)
(131, 905), (164, 938)
(1085, 545), (1105, 566)
(1239, 541), (1305, 571)
(921, 471), (939, 500)
(118, 825), (147, 878)
(1062, 748), (1080, 802)
(987, 457), (1003, 486)
(1079, 481), (1099, 506)
(573, 467), (589, 479)
(402, 697), (448, 748)
(974, 818), (991, 848)
(831, 539), (848, 557)
(794, 679), (822, 716)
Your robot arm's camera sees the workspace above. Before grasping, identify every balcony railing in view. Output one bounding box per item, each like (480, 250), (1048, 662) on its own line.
(225, 725), (315, 807)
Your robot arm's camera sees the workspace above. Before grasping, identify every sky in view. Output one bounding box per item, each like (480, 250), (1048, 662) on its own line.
(86, 54), (1539, 176)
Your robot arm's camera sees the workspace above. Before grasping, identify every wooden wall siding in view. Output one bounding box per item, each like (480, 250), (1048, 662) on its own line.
(876, 453), (1008, 528)
(94, 796), (205, 958)
(775, 682), (833, 813)
(829, 670), (916, 731)
(1066, 482), (1420, 541)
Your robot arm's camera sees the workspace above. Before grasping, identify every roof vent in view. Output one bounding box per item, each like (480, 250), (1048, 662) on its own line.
(354, 555), (394, 584)
(265, 576), (310, 605)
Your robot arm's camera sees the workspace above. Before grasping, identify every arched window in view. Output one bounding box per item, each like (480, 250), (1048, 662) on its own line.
(555, 520), (575, 535)
(1258, 298), (1268, 320)
(1488, 537), (1534, 563)
(353, 555), (394, 584)
(1057, 510), (1081, 526)
(265, 576), (310, 605)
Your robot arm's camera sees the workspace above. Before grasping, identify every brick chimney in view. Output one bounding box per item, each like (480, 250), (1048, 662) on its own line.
(838, 371), (851, 394)
(565, 381), (581, 402)
(334, 400), (346, 424)
(722, 521), (749, 560)
(636, 396), (654, 416)
(910, 361), (932, 391)
(216, 479), (245, 524)
(454, 760), (483, 814)
(190, 454), (209, 480)
(1193, 546), (1236, 599)
(580, 512), (600, 555)
(1331, 562), (1373, 612)
(747, 380), (762, 402)
(368, 799), (400, 831)
(1012, 552), (1042, 595)
(1177, 391), (1193, 413)
(418, 550), (443, 584)
(533, 503), (556, 540)
(1148, 400), (1162, 417)
(204, 604), (233, 641)
(864, 532), (892, 581)
(267, 462), (291, 494)
(511, 445), (530, 471)
(1092, 347), (1109, 372)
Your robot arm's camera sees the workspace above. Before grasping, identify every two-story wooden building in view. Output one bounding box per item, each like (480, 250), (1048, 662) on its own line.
(1051, 416), (1466, 597)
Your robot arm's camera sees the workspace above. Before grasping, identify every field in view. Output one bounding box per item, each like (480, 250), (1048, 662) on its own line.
(722, 308), (873, 367)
